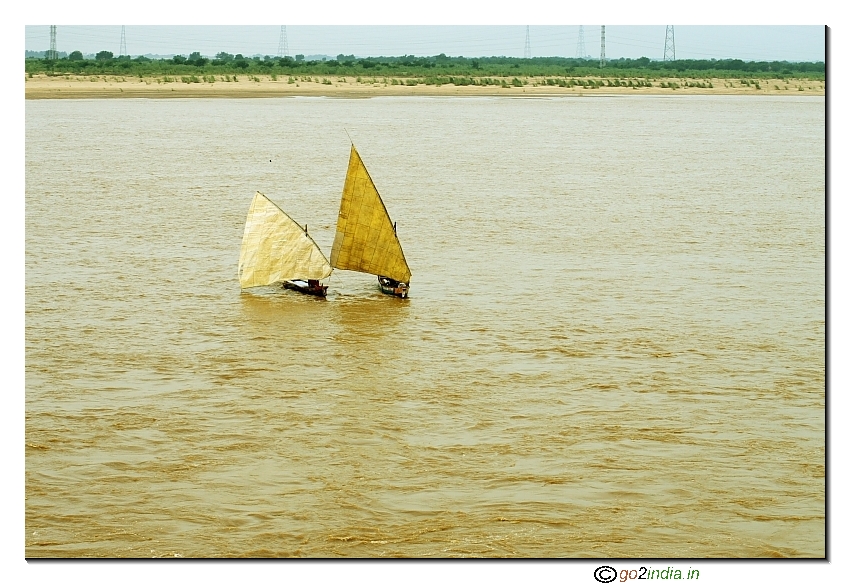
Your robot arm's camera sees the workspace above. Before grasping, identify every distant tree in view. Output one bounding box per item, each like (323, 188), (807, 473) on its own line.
(20, 48), (825, 81)
(188, 51), (208, 66)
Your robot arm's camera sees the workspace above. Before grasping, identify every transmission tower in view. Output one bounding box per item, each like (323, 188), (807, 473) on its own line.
(600, 25), (606, 67)
(278, 26), (289, 58)
(524, 26), (531, 59)
(119, 26), (127, 57)
(664, 25), (676, 61)
(576, 25), (586, 59)
(48, 25), (57, 60)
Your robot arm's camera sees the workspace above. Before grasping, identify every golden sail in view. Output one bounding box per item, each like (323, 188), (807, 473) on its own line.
(238, 191), (332, 290)
(330, 145), (411, 297)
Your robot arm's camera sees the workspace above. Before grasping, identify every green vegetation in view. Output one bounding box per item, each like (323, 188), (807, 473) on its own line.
(25, 52), (825, 81)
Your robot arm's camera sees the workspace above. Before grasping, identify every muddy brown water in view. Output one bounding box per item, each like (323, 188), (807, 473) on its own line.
(25, 95), (824, 557)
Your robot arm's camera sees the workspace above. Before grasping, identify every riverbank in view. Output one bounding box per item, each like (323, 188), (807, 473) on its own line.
(25, 73), (825, 99)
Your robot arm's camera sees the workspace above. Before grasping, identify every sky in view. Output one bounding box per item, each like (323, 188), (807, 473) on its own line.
(24, 25), (825, 62)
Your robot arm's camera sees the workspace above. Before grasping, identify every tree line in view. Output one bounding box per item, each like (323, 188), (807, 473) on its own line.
(25, 51), (826, 80)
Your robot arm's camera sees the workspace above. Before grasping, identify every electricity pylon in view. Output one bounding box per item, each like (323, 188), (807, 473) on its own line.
(664, 25), (676, 61)
(278, 26), (289, 58)
(120, 26), (127, 57)
(524, 26), (531, 59)
(48, 25), (57, 60)
(576, 25), (586, 59)
(600, 25), (606, 67)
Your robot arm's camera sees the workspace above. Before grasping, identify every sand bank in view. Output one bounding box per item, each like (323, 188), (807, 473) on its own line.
(25, 74), (825, 99)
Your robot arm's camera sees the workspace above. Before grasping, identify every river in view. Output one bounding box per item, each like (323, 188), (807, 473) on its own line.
(25, 94), (825, 557)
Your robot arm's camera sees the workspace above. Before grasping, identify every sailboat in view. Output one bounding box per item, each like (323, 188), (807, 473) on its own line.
(238, 191), (333, 297)
(330, 144), (412, 298)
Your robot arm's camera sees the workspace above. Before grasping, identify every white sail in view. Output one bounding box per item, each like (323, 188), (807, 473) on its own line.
(330, 145), (411, 284)
(238, 192), (332, 289)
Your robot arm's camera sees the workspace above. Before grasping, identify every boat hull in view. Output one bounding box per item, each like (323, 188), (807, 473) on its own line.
(378, 277), (409, 298)
(283, 280), (328, 297)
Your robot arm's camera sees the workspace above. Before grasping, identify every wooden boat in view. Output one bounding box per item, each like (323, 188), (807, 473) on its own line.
(238, 191), (332, 297)
(282, 278), (328, 297)
(378, 277), (409, 299)
(330, 144), (412, 298)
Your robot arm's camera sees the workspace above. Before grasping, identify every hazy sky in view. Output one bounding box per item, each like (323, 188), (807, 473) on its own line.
(24, 25), (825, 62)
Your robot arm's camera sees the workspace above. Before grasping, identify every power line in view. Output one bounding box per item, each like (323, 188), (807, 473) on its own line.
(24, 25), (822, 62)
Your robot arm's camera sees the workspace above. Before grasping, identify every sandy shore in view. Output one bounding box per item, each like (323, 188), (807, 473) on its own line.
(25, 73), (825, 99)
